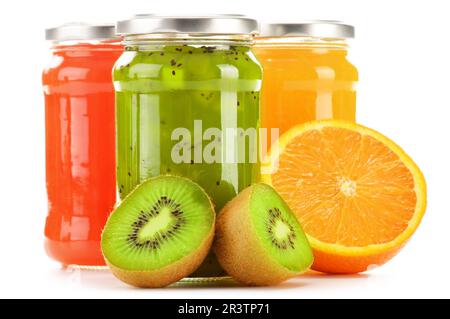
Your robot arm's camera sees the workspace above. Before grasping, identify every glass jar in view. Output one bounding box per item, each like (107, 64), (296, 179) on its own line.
(114, 15), (262, 277)
(253, 21), (358, 143)
(43, 23), (122, 266)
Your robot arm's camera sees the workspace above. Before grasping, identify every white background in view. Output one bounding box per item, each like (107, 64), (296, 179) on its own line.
(0, 0), (449, 299)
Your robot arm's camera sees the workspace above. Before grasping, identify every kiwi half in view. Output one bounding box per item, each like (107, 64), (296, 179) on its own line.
(101, 175), (215, 287)
(214, 183), (313, 286)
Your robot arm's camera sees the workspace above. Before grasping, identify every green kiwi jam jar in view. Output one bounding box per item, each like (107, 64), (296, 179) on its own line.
(114, 15), (262, 277)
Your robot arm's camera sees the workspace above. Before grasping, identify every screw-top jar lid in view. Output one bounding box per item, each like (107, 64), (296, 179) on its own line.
(116, 15), (259, 36)
(259, 20), (354, 39)
(45, 22), (118, 41)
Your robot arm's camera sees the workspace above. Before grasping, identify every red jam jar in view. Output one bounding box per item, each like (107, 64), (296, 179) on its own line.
(43, 23), (122, 266)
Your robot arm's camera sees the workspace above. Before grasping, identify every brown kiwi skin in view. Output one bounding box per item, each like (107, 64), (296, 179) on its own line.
(214, 184), (306, 286)
(102, 175), (216, 288)
(105, 227), (214, 288)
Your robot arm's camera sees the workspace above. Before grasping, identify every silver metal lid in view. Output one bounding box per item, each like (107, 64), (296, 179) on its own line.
(116, 15), (259, 36)
(259, 21), (354, 39)
(45, 22), (118, 41)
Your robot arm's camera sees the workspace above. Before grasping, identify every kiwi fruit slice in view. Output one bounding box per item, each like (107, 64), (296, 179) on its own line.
(214, 183), (313, 286)
(101, 175), (215, 287)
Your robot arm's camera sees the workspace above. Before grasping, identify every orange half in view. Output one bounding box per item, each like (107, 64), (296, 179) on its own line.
(262, 120), (427, 274)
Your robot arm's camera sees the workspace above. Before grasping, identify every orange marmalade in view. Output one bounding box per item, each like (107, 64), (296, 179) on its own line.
(253, 22), (358, 143)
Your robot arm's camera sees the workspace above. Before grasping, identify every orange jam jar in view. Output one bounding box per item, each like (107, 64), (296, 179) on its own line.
(253, 21), (358, 142)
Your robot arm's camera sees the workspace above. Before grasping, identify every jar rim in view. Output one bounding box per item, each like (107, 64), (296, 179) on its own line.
(122, 33), (255, 47)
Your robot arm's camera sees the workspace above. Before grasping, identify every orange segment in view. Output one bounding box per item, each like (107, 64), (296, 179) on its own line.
(262, 120), (427, 274)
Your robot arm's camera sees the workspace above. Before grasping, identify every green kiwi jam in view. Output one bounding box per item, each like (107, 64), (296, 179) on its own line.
(114, 43), (262, 276)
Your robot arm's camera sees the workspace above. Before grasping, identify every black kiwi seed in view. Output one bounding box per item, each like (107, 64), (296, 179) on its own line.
(127, 195), (186, 250)
(202, 46), (216, 54)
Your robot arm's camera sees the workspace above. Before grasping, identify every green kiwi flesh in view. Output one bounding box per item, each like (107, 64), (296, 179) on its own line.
(215, 183), (313, 285)
(101, 175), (215, 287)
(250, 184), (313, 273)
